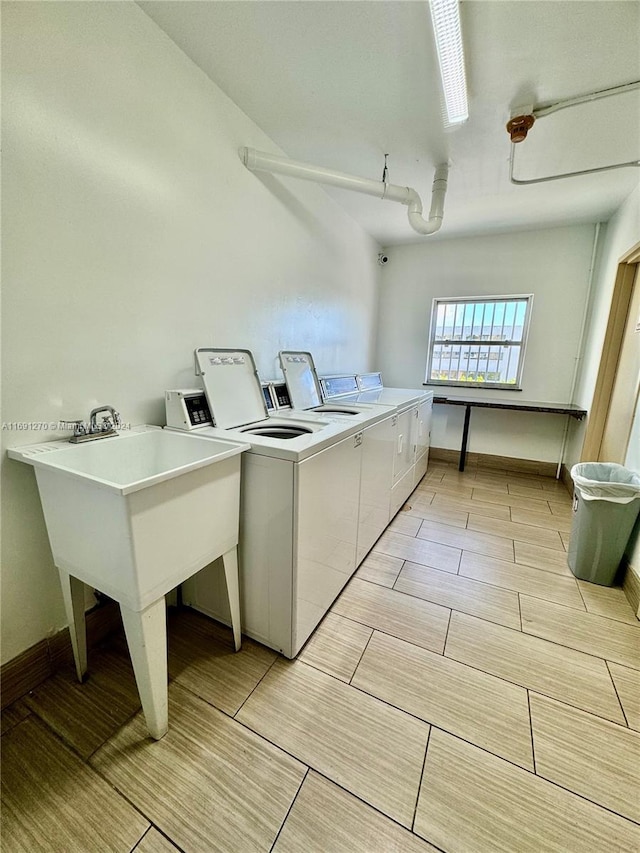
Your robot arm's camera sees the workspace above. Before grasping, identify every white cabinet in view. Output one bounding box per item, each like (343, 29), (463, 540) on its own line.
(356, 415), (395, 564)
(184, 432), (362, 659)
(392, 407), (416, 483)
(414, 395), (433, 486)
(390, 404), (418, 516)
(295, 432), (361, 654)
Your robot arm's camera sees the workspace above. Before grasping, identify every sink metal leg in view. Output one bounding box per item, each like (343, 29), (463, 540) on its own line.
(57, 569), (87, 682)
(120, 598), (168, 741)
(222, 547), (242, 652)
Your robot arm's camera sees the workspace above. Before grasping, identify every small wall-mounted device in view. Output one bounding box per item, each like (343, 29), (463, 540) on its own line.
(377, 253), (389, 266)
(165, 389), (213, 430)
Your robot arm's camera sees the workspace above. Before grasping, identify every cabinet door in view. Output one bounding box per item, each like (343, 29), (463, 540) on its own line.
(393, 407), (417, 483)
(414, 396), (433, 485)
(356, 416), (395, 564)
(294, 433), (362, 654)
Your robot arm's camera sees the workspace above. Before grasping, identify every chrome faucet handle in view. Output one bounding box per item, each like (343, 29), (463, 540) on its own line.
(60, 419), (87, 437)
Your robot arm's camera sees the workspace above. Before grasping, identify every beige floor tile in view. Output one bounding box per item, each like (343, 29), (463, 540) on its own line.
(134, 829), (181, 853)
(352, 631), (533, 769)
(530, 693), (640, 823)
(560, 531), (571, 550)
(333, 578), (450, 653)
(539, 480), (572, 496)
(405, 501), (469, 529)
(520, 596), (640, 670)
(510, 506), (573, 535)
(432, 493), (513, 520)
(509, 483), (570, 501)
(445, 611), (626, 723)
(354, 552), (403, 587)
(374, 530), (461, 573)
(414, 729), (640, 853)
(471, 486), (555, 511)
(237, 659), (429, 828)
(459, 551), (585, 610)
(505, 474), (544, 489)
(298, 612), (372, 682)
(2, 716), (149, 853)
(441, 472), (508, 493)
(92, 683), (305, 853)
(273, 771), (439, 853)
(428, 481), (474, 500)
(514, 540), (573, 575)
(577, 581), (640, 626)
(24, 645), (141, 760)
(468, 514), (564, 550)
(417, 518), (514, 561)
(388, 513), (422, 537)
(0, 699), (30, 736)
(168, 609), (277, 716)
(608, 663), (640, 731)
(551, 501), (574, 518)
(410, 487), (437, 503)
(395, 562), (521, 629)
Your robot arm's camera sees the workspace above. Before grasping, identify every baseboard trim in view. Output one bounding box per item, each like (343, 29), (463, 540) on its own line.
(622, 559), (640, 619)
(430, 447), (561, 480)
(1, 599), (122, 710)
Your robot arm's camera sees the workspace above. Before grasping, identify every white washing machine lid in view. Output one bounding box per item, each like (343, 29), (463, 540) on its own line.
(279, 351), (324, 410)
(195, 348), (268, 430)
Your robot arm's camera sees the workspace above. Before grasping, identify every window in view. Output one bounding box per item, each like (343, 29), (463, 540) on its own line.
(425, 295), (533, 389)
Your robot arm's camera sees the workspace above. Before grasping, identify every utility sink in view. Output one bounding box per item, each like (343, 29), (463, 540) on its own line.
(9, 425), (249, 739)
(10, 424), (244, 495)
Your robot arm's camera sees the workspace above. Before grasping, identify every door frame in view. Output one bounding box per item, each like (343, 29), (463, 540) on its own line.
(581, 239), (640, 462)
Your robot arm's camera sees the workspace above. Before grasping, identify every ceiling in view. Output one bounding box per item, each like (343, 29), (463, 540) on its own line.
(139, 1), (640, 245)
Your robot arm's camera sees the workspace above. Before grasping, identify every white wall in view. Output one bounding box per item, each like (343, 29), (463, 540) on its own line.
(375, 225), (596, 462)
(562, 184), (639, 589)
(566, 185), (640, 466)
(1, 2), (381, 663)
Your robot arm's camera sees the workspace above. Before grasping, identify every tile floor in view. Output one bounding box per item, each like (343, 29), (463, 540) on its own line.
(2, 460), (640, 852)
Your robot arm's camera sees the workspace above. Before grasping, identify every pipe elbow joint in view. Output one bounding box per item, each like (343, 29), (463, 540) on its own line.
(408, 211), (443, 235)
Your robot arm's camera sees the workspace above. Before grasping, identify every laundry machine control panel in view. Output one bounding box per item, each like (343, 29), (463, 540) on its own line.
(165, 389), (213, 430)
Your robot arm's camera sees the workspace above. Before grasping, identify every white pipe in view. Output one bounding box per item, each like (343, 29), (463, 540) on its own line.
(241, 148), (449, 236)
(533, 80), (640, 119)
(510, 80), (640, 185)
(555, 221), (602, 478)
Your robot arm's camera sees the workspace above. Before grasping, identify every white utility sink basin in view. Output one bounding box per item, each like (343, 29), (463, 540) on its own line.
(9, 425), (249, 739)
(10, 424), (243, 495)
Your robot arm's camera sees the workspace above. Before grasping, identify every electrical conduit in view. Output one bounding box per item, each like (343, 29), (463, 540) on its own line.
(241, 148), (449, 236)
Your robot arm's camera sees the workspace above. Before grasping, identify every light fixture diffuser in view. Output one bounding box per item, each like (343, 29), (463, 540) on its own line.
(429, 0), (469, 127)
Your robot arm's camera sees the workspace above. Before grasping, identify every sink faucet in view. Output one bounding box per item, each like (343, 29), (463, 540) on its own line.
(89, 405), (122, 433)
(66, 405), (121, 443)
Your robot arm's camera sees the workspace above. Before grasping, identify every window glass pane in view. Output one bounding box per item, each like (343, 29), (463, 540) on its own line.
(427, 295), (532, 388)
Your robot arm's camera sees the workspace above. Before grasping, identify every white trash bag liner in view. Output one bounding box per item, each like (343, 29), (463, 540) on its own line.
(571, 462), (640, 504)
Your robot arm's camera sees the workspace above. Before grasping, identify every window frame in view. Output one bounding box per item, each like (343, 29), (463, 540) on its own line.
(424, 294), (534, 390)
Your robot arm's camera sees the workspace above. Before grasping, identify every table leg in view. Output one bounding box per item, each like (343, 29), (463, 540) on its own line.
(120, 598), (168, 740)
(58, 569), (87, 683)
(222, 547), (242, 652)
(459, 405), (472, 472)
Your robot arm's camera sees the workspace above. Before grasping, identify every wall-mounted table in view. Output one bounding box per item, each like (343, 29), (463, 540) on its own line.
(431, 395), (587, 473)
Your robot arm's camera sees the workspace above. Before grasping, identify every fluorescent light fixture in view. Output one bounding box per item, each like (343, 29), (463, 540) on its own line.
(429, 0), (469, 127)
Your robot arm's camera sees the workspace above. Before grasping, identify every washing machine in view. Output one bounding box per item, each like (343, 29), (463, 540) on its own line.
(278, 351), (396, 420)
(319, 371), (435, 510)
(166, 348), (389, 658)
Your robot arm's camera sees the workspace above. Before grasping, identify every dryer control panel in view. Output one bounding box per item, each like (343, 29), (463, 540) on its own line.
(165, 389), (213, 430)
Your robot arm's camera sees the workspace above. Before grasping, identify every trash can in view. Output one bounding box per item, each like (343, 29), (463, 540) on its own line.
(568, 462), (640, 585)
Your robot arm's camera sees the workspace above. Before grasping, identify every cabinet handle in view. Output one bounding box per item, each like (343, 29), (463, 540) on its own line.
(398, 434), (404, 454)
